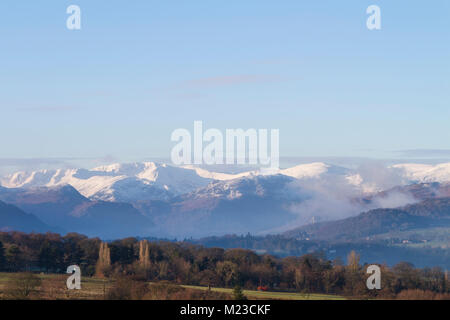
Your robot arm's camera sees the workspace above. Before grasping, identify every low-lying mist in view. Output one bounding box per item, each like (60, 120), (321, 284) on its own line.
(270, 163), (419, 233)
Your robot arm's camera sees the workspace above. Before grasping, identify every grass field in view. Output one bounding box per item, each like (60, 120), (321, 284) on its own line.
(0, 272), (113, 300)
(181, 285), (346, 300)
(0, 272), (345, 300)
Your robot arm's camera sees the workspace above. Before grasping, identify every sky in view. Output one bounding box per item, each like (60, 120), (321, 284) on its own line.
(0, 0), (449, 169)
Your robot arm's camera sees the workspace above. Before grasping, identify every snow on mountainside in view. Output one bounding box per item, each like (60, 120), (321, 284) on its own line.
(182, 162), (343, 181)
(2, 161), (450, 238)
(90, 162), (212, 195)
(140, 174), (304, 238)
(181, 165), (255, 181)
(278, 162), (350, 179)
(178, 174), (298, 201)
(0, 163), (211, 202)
(0, 162), (343, 202)
(392, 163), (450, 183)
(2, 161), (450, 203)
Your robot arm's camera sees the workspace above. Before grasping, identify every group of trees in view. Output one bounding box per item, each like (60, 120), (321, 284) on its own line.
(0, 232), (99, 276)
(192, 234), (450, 268)
(0, 231), (448, 299)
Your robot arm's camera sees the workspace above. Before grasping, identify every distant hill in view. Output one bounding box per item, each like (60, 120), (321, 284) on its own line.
(0, 185), (153, 239)
(135, 174), (304, 238)
(0, 200), (53, 233)
(366, 182), (450, 202)
(284, 197), (450, 241)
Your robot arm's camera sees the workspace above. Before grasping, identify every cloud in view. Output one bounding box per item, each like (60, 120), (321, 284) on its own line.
(370, 191), (418, 209)
(270, 161), (418, 233)
(355, 161), (406, 191)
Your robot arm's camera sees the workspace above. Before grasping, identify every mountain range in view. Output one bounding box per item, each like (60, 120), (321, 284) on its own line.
(0, 162), (344, 201)
(0, 161), (449, 239)
(284, 197), (450, 241)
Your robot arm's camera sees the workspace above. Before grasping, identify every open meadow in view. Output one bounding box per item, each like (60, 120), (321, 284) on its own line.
(0, 273), (345, 300)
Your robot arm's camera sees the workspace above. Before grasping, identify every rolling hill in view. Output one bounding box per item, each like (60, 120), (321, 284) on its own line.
(284, 197), (450, 241)
(0, 200), (52, 233)
(0, 185), (153, 239)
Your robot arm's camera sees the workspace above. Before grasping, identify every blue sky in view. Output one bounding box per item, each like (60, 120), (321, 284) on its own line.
(0, 0), (449, 167)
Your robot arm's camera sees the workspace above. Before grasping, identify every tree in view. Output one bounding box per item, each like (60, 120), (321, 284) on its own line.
(392, 262), (420, 293)
(63, 233), (85, 267)
(139, 240), (151, 270)
(216, 261), (238, 287)
(0, 241), (6, 271)
(38, 241), (63, 273)
(293, 254), (327, 293)
(4, 272), (41, 299)
(347, 251), (360, 272)
(6, 244), (23, 272)
(345, 251), (364, 296)
(232, 285), (247, 300)
(96, 242), (111, 277)
(198, 269), (220, 289)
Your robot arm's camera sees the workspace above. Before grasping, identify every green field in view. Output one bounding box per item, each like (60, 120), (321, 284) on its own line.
(0, 272), (112, 300)
(0, 272), (345, 300)
(181, 285), (346, 300)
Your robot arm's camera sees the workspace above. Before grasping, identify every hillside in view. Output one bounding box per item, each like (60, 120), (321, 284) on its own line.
(0, 185), (153, 239)
(284, 197), (450, 241)
(0, 200), (52, 233)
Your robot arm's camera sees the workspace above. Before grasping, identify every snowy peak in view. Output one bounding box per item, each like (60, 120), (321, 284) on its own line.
(2, 169), (61, 189)
(2, 161), (450, 203)
(278, 162), (330, 179)
(182, 174), (296, 201)
(392, 163), (450, 183)
(0, 163), (212, 202)
(181, 165), (255, 181)
(92, 162), (158, 177)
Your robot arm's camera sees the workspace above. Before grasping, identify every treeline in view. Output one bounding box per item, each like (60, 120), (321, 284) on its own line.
(0, 231), (449, 299)
(189, 234), (450, 269)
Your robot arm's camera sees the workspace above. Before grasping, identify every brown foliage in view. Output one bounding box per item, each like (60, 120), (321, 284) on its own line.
(106, 277), (229, 300)
(39, 275), (67, 300)
(3, 272), (42, 299)
(396, 289), (450, 300)
(96, 242), (111, 277)
(106, 276), (149, 300)
(144, 282), (229, 300)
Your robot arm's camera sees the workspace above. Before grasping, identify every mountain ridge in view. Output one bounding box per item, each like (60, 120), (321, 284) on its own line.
(0, 185), (153, 239)
(284, 197), (450, 241)
(0, 200), (54, 233)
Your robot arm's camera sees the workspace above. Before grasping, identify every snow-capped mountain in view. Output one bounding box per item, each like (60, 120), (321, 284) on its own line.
(2, 161), (450, 238)
(0, 162), (212, 202)
(177, 174), (300, 201)
(134, 174), (305, 238)
(392, 163), (450, 184)
(2, 161), (450, 205)
(0, 162), (349, 202)
(278, 162), (349, 179)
